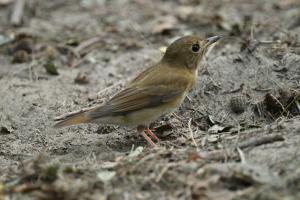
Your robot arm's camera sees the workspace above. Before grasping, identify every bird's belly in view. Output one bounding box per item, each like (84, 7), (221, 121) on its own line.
(126, 105), (173, 126)
(125, 93), (186, 126)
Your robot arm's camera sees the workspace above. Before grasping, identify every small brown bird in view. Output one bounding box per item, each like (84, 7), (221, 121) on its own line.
(54, 35), (221, 147)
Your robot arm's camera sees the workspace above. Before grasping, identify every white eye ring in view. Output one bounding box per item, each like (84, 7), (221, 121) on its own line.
(191, 43), (200, 53)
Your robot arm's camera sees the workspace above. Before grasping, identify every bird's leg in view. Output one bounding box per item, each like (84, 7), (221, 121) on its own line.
(141, 131), (156, 147)
(145, 128), (160, 142)
(137, 126), (156, 147)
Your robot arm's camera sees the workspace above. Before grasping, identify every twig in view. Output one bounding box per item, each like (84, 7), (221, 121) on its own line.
(201, 135), (207, 147)
(155, 163), (175, 182)
(238, 134), (284, 149)
(10, 183), (40, 193)
(172, 113), (185, 127)
(69, 49), (96, 68)
(131, 153), (158, 172)
(237, 147), (246, 164)
(186, 95), (192, 102)
(201, 149), (232, 161)
(67, 36), (102, 67)
(222, 87), (242, 94)
(257, 40), (283, 45)
(282, 92), (300, 112)
(251, 86), (272, 91)
(233, 123), (241, 148)
(74, 36), (102, 57)
(10, 0), (26, 26)
(188, 118), (199, 151)
(232, 123), (247, 163)
(208, 76), (222, 89)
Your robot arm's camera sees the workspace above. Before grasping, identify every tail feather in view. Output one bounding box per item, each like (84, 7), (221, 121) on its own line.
(53, 111), (91, 128)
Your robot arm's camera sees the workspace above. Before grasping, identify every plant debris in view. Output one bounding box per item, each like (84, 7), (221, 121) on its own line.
(43, 61), (59, 75)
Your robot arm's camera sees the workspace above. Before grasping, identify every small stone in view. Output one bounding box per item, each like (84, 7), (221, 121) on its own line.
(74, 72), (89, 84)
(0, 126), (11, 135)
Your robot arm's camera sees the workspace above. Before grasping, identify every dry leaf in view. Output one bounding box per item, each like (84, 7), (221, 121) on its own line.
(152, 16), (178, 34)
(97, 170), (116, 183)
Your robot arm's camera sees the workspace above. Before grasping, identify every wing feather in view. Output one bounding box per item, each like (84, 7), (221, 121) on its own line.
(88, 85), (184, 118)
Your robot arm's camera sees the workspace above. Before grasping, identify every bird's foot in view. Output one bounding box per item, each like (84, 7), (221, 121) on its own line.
(137, 126), (160, 147)
(141, 131), (157, 147)
(145, 128), (160, 142)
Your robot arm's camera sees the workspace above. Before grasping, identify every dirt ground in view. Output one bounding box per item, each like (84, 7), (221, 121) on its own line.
(1, 0), (300, 199)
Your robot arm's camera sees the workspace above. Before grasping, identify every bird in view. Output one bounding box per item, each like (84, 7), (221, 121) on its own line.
(54, 35), (221, 147)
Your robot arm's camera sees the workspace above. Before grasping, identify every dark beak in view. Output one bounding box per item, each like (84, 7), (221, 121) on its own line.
(206, 36), (222, 46)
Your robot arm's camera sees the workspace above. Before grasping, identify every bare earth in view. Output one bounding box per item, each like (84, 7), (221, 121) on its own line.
(0, 0), (300, 199)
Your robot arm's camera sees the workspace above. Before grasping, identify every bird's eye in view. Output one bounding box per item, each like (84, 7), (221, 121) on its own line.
(191, 43), (200, 53)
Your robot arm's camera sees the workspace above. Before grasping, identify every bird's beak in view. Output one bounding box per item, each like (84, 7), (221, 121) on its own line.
(205, 36), (222, 46)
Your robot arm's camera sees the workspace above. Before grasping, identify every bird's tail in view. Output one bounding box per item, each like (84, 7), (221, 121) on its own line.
(53, 110), (92, 128)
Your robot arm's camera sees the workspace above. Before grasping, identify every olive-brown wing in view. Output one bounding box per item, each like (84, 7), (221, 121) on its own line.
(88, 86), (184, 118)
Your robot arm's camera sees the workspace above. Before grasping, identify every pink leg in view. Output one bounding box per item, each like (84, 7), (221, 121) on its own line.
(146, 128), (160, 142)
(141, 131), (156, 147)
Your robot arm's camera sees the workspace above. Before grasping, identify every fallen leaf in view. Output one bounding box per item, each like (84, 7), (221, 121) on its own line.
(127, 146), (144, 161)
(208, 125), (223, 134)
(151, 16), (178, 34)
(97, 170), (116, 183)
(208, 125), (229, 134)
(207, 134), (219, 143)
(100, 162), (118, 169)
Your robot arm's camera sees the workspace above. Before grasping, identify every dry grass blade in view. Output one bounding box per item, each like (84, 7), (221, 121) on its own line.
(237, 147), (246, 164)
(74, 36), (103, 57)
(188, 118), (199, 151)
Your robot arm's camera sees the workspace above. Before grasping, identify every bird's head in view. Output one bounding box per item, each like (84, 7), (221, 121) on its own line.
(162, 35), (221, 69)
